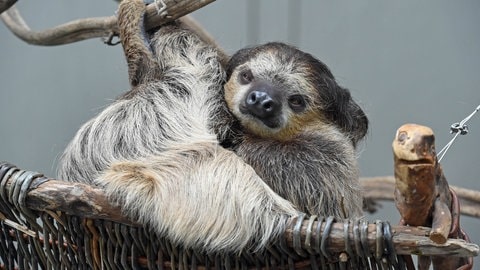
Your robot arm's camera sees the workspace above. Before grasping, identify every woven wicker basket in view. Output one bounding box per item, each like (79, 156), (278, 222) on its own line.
(0, 162), (477, 270)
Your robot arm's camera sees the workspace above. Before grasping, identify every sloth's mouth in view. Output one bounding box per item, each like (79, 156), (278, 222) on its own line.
(239, 105), (281, 129)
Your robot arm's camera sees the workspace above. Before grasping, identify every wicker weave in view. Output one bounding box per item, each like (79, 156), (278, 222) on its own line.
(0, 162), (476, 270)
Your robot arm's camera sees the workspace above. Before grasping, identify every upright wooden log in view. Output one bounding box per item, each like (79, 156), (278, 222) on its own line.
(393, 123), (471, 270)
(393, 124), (452, 242)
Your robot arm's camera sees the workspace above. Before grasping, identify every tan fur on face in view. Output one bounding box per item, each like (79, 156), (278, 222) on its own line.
(224, 58), (326, 141)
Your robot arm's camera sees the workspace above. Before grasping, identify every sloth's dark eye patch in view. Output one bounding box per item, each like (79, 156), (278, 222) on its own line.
(239, 69), (254, 85)
(288, 95), (307, 112)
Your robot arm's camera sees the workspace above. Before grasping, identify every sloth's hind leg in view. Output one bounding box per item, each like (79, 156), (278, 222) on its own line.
(97, 143), (298, 253)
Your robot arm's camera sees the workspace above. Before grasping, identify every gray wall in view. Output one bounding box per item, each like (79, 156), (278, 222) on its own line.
(1, 0), (479, 266)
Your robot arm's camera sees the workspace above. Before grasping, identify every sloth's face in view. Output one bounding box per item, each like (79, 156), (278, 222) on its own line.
(225, 42), (368, 143)
(225, 43), (328, 140)
(225, 63), (321, 140)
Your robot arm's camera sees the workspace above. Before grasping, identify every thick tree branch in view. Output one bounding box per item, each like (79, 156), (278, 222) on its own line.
(1, 6), (116, 46)
(1, 0), (215, 46)
(0, 161), (477, 259)
(8, 177), (478, 258)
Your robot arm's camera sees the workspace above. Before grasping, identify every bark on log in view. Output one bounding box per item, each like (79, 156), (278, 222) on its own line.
(1, 0), (215, 46)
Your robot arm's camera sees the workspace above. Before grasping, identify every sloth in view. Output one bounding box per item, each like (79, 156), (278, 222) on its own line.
(224, 43), (368, 217)
(57, 0), (368, 253)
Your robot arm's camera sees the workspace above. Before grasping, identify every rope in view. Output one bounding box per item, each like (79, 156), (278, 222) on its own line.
(437, 104), (480, 162)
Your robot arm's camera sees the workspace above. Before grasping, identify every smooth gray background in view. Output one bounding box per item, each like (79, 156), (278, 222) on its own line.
(1, 0), (479, 266)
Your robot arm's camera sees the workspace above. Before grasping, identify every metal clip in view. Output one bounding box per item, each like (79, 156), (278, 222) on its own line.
(450, 122), (468, 135)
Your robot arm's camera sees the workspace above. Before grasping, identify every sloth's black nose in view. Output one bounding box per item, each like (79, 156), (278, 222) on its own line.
(245, 90), (281, 119)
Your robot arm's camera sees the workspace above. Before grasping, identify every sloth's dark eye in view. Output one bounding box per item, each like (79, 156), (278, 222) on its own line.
(288, 95), (307, 112)
(239, 69), (254, 85)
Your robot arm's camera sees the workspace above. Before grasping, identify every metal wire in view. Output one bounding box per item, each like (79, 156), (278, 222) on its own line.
(437, 104), (480, 162)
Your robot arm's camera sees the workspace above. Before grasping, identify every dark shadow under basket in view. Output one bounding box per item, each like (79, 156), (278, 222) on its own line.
(0, 163), (477, 269)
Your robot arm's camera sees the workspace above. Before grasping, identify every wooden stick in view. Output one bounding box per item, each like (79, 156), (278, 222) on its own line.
(1, 0), (215, 46)
(430, 197), (451, 243)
